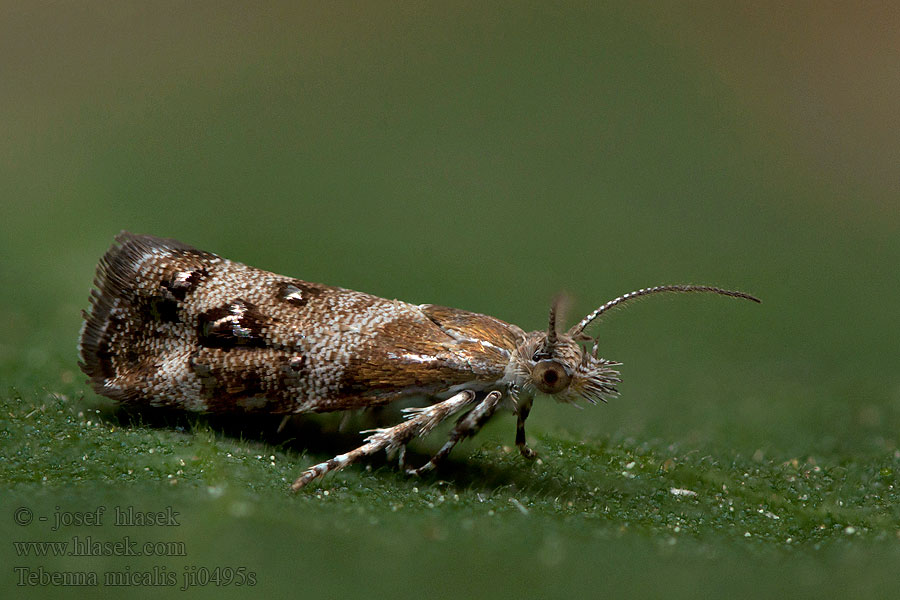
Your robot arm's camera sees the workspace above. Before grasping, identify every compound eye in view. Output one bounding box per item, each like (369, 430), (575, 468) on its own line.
(532, 360), (571, 394)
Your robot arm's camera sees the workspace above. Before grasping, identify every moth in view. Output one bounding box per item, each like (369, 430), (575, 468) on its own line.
(79, 232), (759, 490)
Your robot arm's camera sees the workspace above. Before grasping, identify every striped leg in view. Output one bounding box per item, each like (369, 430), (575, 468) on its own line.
(515, 395), (537, 459)
(406, 390), (504, 476)
(291, 390), (477, 490)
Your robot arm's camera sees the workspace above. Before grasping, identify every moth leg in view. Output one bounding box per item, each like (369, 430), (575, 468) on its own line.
(277, 415), (292, 434)
(338, 410), (353, 432)
(397, 444), (408, 471)
(515, 396), (538, 460)
(406, 390), (504, 477)
(291, 390), (477, 490)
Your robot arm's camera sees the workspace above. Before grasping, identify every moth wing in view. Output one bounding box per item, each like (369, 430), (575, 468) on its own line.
(79, 232), (527, 413)
(336, 304), (525, 403)
(419, 304), (525, 351)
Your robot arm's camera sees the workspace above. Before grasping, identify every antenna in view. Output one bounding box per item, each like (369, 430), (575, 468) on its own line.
(539, 293), (568, 356)
(568, 285), (760, 337)
(547, 301), (559, 346)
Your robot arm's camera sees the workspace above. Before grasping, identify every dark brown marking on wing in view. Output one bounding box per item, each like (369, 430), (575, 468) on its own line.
(197, 300), (269, 349)
(162, 267), (209, 301)
(277, 280), (326, 307)
(146, 296), (180, 323)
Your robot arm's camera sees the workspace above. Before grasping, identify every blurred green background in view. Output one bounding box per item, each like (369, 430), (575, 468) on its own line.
(2, 2), (898, 599)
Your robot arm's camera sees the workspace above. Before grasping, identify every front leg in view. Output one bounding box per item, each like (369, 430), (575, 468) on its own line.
(291, 390), (477, 490)
(406, 390), (504, 476)
(515, 395), (537, 459)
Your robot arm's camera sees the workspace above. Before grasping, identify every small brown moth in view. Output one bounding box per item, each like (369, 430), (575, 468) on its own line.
(79, 233), (759, 490)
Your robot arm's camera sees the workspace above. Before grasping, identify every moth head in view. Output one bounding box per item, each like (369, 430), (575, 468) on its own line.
(513, 296), (621, 406)
(515, 332), (621, 406)
(513, 285), (760, 406)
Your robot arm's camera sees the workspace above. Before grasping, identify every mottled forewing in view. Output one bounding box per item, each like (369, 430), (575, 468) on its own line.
(79, 233), (520, 414)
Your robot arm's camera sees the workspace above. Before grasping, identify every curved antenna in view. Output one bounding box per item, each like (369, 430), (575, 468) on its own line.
(567, 285), (760, 337)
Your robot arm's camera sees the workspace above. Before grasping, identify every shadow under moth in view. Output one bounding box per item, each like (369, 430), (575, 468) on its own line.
(79, 233), (759, 490)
